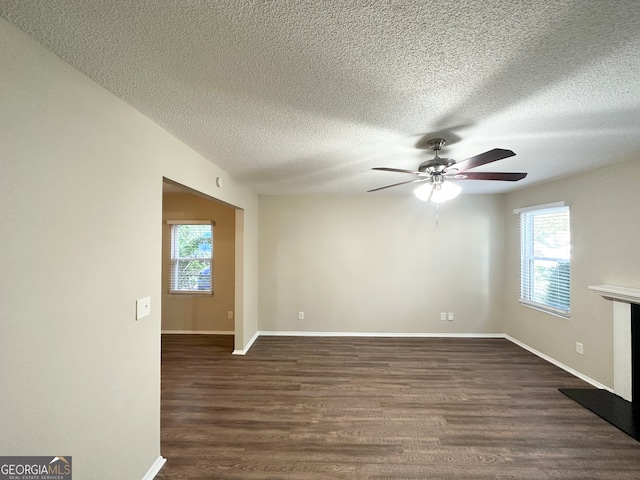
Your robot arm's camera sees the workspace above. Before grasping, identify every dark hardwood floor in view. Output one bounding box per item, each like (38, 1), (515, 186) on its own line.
(157, 335), (640, 479)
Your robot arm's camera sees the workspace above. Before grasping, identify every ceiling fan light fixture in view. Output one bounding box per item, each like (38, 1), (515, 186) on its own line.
(413, 182), (434, 201)
(429, 180), (461, 203)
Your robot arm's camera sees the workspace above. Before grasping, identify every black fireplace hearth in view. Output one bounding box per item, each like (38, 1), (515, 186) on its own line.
(560, 303), (640, 441)
(559, 388), (640, 441)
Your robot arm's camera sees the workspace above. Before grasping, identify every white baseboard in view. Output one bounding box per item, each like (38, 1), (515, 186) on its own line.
(504, 334), (612, 392)
(141, 456), (166, 480)
(232, 330), (260, 355)
(257, 330), (504, 338)
(161, 330), (234, 335)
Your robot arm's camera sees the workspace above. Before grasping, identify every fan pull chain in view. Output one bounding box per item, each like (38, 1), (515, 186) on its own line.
(435, 202), (439, 227)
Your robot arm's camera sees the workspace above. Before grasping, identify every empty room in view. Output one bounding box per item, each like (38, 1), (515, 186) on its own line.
(2, 1), (640, 479)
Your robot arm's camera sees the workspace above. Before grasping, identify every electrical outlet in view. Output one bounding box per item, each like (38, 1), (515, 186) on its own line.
(440, 312), (447, 321)
(298, 311), (305, 320)
(448, 312), (454, 321)
(576, 342), (584, 355)
(227, 311), (233, 319)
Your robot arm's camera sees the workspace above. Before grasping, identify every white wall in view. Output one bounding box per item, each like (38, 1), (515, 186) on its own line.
(0, 19), (258, 479)
(503, 157), (640, 388)
(259, 194), (505, 334)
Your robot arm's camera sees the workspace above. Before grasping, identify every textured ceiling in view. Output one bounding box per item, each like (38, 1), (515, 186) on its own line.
(2, 0), (640, 195)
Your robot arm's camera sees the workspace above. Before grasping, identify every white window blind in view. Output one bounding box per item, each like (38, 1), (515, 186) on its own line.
(168, 221), (213, 294)
(516, 203), (570, 317)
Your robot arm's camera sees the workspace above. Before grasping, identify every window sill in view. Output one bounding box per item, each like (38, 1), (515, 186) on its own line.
(169, 290), (213, 296)
(519, 300), (570, 319)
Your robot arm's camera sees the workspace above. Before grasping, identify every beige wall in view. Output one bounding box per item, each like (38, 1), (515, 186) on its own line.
(0, 19), (258, 479)
(259, 194), (506, 334)
(162, 191), (236, 332)
(503, 157), (640, 388)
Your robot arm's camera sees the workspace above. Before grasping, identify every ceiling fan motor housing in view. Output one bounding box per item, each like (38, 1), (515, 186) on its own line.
(418, 138), (456, 172)
(418, 157), (456, 173)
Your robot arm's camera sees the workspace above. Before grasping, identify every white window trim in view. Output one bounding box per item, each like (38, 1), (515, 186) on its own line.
(166, 220), (212, 225)
(167, 220), (214, 295)
(513, 201), (569, 214)
(514, 202), (571, 318)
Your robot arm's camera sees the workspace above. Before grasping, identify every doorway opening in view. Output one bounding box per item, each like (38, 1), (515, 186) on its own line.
(161, 178), (243, 349)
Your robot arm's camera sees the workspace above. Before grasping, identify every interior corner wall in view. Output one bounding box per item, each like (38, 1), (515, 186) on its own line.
(503, 156), (640, 388)
(258, 194), (505, 334)
(0, 19), (258, 480)
(162, 192), (236, 332)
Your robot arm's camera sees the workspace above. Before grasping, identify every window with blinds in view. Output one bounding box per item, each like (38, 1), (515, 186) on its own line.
(515, 203), (570, 317)
(168, 221), (213, 294)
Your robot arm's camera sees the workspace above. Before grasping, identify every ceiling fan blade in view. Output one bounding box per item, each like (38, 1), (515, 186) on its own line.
(367, 178), (429, 192)
(372, 167), (425, 175)
(453, 148), (516, 172)
(455, 172), (527, 181)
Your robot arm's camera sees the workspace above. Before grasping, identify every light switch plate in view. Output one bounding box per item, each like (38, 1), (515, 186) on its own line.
(136, 297), (151, 320)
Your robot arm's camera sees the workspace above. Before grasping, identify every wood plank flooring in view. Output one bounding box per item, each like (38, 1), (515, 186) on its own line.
(157, 335), (640, 479)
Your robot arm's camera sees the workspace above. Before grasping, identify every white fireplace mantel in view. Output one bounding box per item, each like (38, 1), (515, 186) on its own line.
(589, 284), (640, 402)
(588, 284), (640, 304)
